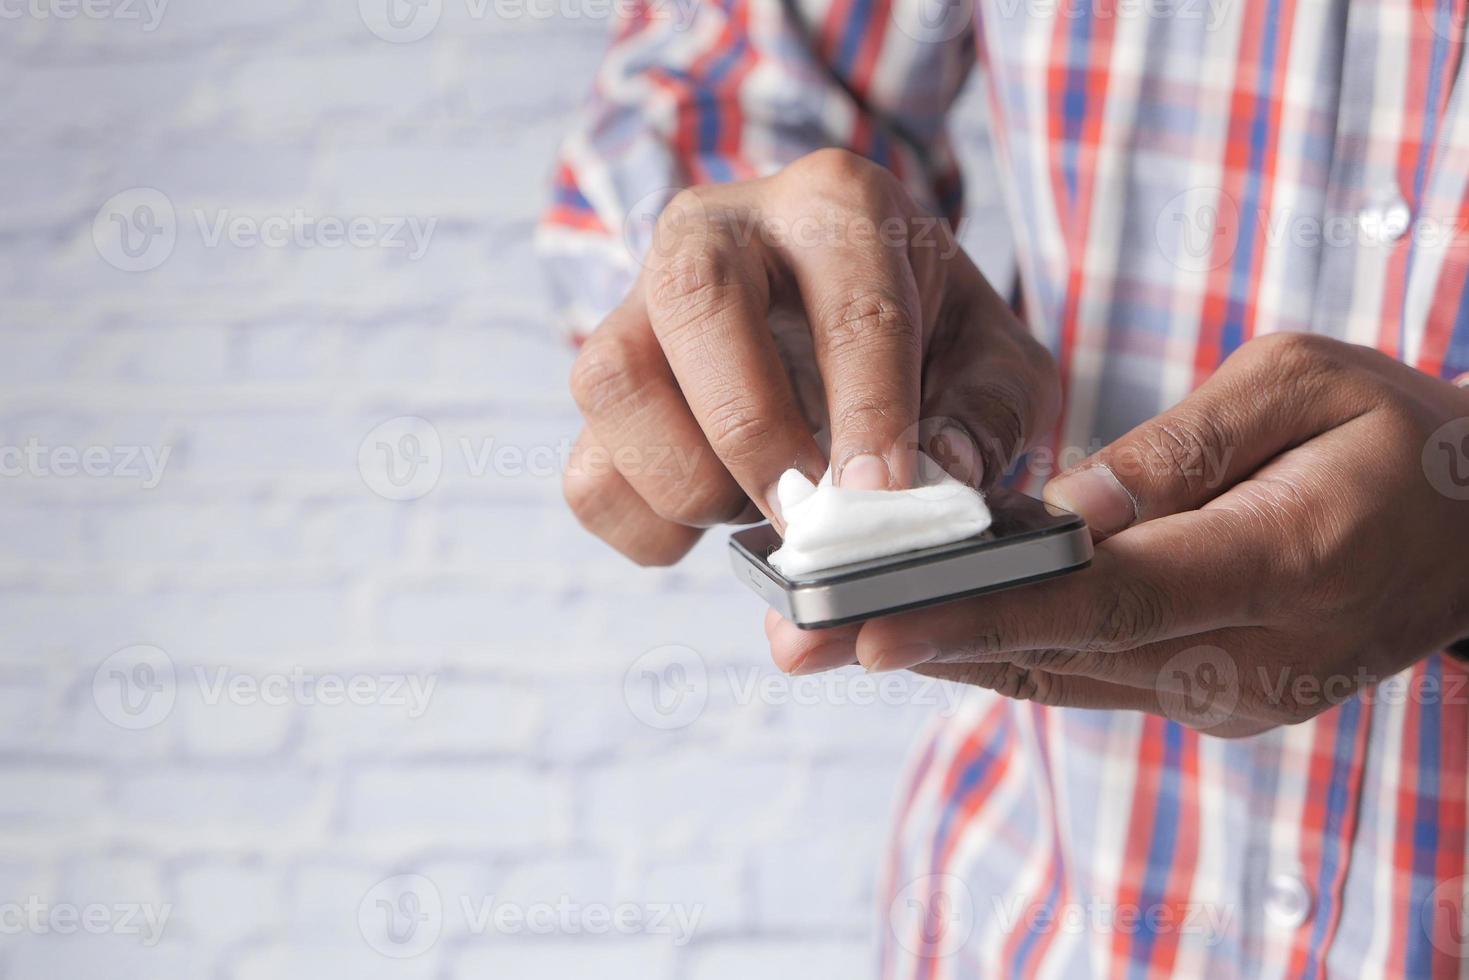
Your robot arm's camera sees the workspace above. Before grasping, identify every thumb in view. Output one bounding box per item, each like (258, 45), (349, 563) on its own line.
(1042, 335), (1360, 537)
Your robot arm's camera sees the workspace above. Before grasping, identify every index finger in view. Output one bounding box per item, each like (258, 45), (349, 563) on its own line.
(643, 191), (825, 525)
(788, 226), (924, 490)
(768, 155), (926, 490)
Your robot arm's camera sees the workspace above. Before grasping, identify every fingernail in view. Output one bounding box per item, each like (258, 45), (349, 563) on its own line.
(865, 642), (939, 673)
(840, 453), (890, 490)
(788, 640), (857, 675)
(1045, 464), (1137, 536)
(931, 424), (983, 485)
(764, 481), (784, 529)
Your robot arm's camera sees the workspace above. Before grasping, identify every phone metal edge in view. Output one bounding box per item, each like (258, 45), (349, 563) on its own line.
(728, 523), (1094, 629)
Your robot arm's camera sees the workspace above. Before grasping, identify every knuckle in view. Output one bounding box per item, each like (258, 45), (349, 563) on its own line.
(1257, 690), (1319, 727)
(1130, 411), (1229, 496)
(1223, 477), (1329, 588)
(969, 664), (1051, 702)
(992, 663), (1043, 702)
(954, 620), (1007, 660)
(563, 468), (696, 567)
(562, 463), (614, 528)
(569, 336), (640, 419)
(1082, 576), (1171, 652)
(663, 186), (706, 217)
(785, 149), (910, 220)
(944, 661), (1044, 703)
(818, 288), (920, 358)
(654, 187), (709, 242)
(1241, 331), (1345, 382)
(647, 243), (739, 316)
(701, 392), (776, 465)
(831, 389), (910, 447)
(1017, 647), (1085, 675)
(790, 148), (888, 191)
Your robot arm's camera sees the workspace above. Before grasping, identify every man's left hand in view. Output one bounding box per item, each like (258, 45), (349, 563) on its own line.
(766, 332), (1469, 737)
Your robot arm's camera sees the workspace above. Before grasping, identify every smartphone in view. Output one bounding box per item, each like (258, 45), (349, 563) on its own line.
(728, 489), (1092, 629)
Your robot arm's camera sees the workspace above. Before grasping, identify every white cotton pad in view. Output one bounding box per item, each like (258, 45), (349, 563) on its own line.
(768, 452), (992, 577)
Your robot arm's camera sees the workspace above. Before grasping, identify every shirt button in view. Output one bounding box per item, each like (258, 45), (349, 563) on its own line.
(1358, 198), (1412, 243)
(1265, 873), (1313, 928)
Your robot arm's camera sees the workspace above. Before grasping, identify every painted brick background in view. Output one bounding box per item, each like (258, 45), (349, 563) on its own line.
(0, 3), (1008, 977)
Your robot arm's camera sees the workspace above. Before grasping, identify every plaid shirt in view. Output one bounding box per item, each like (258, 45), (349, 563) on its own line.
(538, 0), (1469, 974)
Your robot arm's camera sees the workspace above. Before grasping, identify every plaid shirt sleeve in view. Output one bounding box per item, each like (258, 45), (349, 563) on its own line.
(535, 0), (977, 337)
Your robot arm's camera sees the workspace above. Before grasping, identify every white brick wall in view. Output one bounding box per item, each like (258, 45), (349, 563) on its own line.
(1, 4), (1007, 977)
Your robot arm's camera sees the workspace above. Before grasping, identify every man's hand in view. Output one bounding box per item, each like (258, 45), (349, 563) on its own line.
(768, 332), (1469, 736)
(563, 149), (1059, 566)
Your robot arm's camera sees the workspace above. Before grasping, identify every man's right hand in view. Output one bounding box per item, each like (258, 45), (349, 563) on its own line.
(563, 148), (1061, 566)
